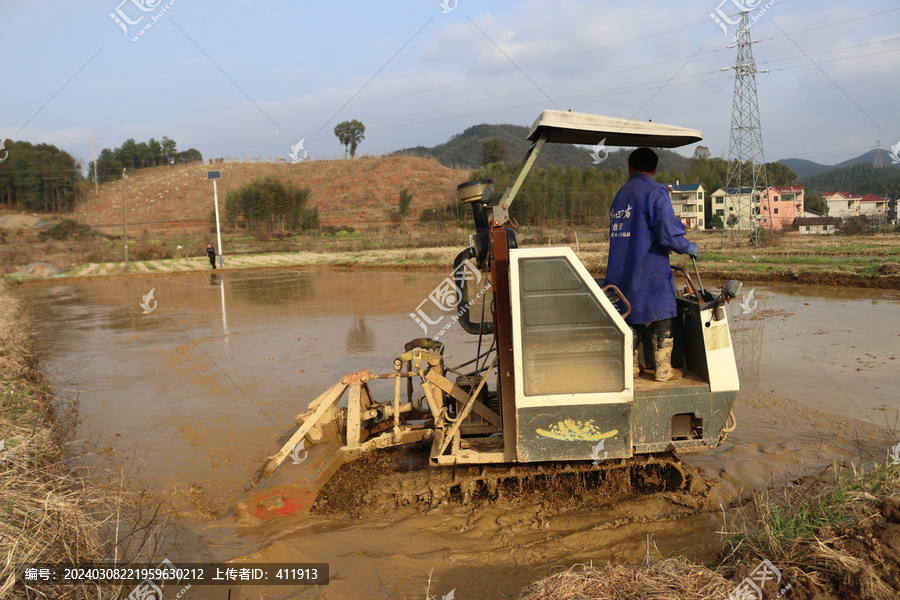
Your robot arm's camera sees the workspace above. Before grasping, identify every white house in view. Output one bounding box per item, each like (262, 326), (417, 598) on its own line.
(665, 183), (705, 231)
(824, 191), (863, 218)
(710, 187), (757, 230)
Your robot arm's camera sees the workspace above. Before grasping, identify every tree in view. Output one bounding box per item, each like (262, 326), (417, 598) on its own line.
(334, 120), (365, 159)
(694, 146), (711, 160)
(398, 188), (413, 217)
(708, 214), (724, 230)
(482, 138), (507, 165)
(225, 176), (316, 232)
(765, 162), (798, 186)
(0, 140), (82, 211)
(89, 136), (201, 182)
(805, 191), (827, 215)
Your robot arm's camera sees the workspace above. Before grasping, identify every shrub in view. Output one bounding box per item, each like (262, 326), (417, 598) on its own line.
(38, 219), (96, 242)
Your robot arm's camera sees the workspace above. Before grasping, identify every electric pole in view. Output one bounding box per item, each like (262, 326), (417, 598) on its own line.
(722, 12), (769, 247)
(122, 168), (129, 270)
(92, 131), (99, 196)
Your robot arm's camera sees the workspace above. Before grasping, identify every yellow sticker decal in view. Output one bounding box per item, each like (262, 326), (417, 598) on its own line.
(536, 419), (618, 442)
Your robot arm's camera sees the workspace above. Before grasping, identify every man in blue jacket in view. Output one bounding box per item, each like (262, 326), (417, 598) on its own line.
(605, 148), (699, 381)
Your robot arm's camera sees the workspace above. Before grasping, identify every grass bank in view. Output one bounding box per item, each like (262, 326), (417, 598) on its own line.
(5, 225), (900, 289)
(0, 284), (114, 597)
(515, 461), (900, 599)
(0, 284), (171, 598)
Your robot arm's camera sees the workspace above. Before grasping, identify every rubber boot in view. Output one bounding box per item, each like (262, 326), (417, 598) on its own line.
(652, 318), (682, 382)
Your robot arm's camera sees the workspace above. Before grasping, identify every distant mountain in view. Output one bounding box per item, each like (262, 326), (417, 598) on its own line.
(777, 149), (899, 180)
(776, 158), (831, 179)
(835, 149), (900, 170)
(393, 123), (692, 173)
(800, 162), (900, 199)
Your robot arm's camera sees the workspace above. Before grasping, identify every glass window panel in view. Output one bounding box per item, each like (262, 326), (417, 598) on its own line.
(519, 257), (624, 396)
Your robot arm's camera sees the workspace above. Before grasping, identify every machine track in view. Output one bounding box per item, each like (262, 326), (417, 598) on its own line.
(311, 447), (712, 518)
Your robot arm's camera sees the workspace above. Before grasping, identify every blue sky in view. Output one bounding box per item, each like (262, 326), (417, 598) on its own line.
(3, 0), (898, 171)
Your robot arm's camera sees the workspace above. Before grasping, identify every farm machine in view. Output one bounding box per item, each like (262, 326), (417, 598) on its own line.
(238, 111), (741, 521)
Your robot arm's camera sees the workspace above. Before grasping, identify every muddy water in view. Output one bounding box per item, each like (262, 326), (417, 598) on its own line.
(15, 271), (900, 600)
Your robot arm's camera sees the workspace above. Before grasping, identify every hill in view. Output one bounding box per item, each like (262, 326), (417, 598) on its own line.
(777, 149), (899, 180)
(776, 158), (831, 179)
(800, 162), (900, 199)
(394, 123), (693, 172)
(74, 156), (469, 230)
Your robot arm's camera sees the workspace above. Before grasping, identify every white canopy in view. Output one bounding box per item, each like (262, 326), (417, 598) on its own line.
(527, 110), (702, 148)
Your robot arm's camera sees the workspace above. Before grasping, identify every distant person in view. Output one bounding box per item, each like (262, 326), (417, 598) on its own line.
(206, 243), (217, 269)
(604, 147), (699, 381)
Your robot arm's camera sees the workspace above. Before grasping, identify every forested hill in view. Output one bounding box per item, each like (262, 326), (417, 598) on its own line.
(801, 162), (900, 198)
(394, 123), (693, 172)
(778, 149), (899, 180)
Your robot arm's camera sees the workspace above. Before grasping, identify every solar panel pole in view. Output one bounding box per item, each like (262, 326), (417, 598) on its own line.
(208, 171), (224, 267)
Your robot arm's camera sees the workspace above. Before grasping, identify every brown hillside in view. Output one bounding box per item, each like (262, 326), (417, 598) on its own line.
(75, 156), (470, 230)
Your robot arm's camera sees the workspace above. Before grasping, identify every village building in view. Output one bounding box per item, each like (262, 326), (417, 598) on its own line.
(792, 210), (835, 235)
(759, 186), (805, 230)
(665, 183), (705, 231)
(823, 191), (863, 218)
(859, 193), (888, 219)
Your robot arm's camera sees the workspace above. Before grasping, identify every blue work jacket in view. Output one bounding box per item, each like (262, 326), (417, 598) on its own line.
(604, 173), (692, 325)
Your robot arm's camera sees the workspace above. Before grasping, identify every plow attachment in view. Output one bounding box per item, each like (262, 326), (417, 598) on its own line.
(236, 341), (500, 521)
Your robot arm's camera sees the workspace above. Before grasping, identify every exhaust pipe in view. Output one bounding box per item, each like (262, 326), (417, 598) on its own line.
(453, 248), (493, 335)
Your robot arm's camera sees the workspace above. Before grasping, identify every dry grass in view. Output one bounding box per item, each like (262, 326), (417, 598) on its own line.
(724, 462), (900, 599)
(515, 559), (734, 600)
(0, 283), (110, 597)
(0, 284), (175, 598)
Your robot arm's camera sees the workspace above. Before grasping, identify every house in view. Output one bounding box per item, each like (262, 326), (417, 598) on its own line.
(665, 183), (705, 231)
(859, 193), (888, 219)
(759, 186), (805, 230)
(710, 187), (757, 230)
(792, 215), (835, 235)
(824, 191), (863, 218)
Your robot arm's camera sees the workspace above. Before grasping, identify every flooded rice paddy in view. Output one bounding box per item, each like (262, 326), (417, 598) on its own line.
(14, 269), (900, 599)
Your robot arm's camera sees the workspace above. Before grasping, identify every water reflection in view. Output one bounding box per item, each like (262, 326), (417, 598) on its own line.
(346, 318), (376, 355)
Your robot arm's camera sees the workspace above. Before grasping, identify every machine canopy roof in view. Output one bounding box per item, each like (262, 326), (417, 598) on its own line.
(527, 110), (702, 148)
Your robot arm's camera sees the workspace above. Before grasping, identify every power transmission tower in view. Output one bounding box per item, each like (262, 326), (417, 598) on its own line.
(723, 12), (768, 247)
(874, 140), (883, 168)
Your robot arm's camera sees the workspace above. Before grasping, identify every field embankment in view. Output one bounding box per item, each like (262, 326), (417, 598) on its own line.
(4, 222), (900, 289)
(0, 284), (109, 598)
